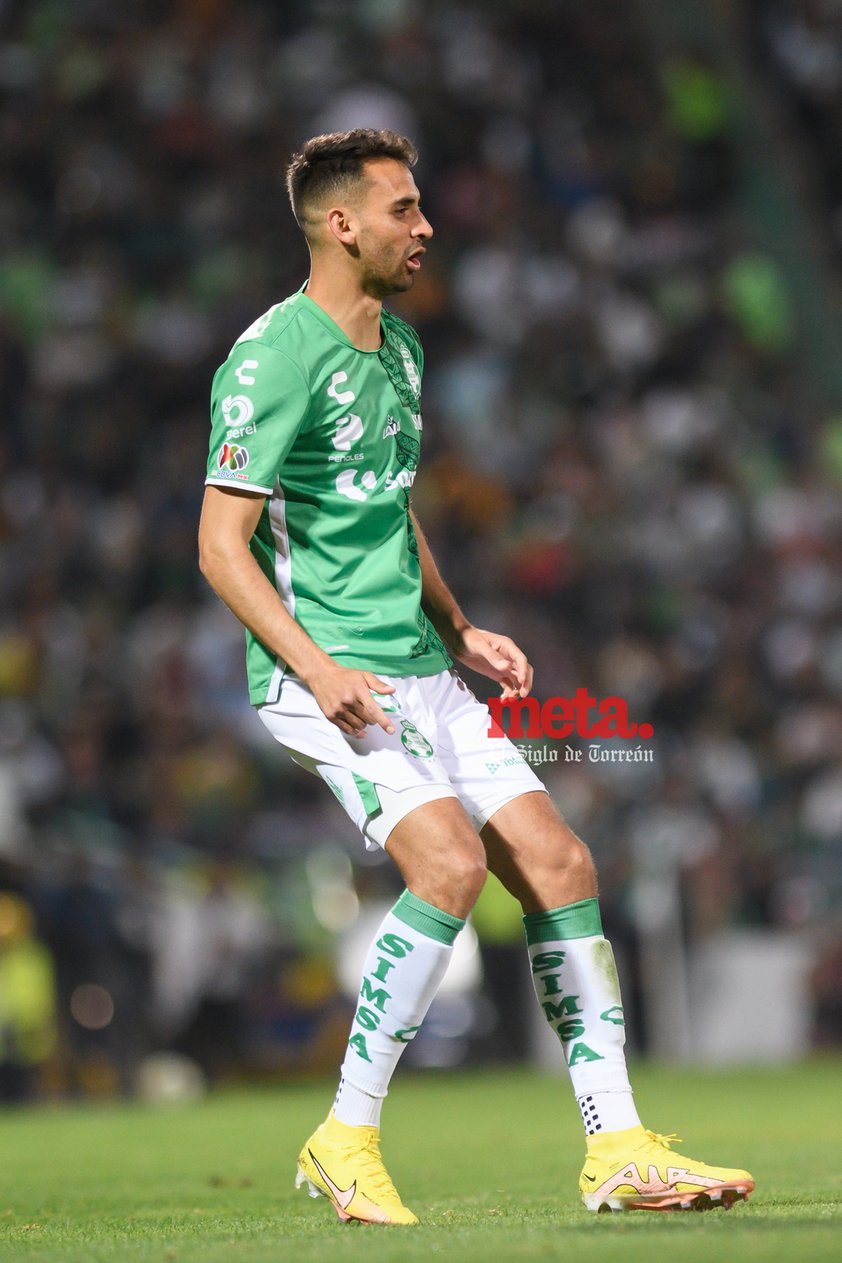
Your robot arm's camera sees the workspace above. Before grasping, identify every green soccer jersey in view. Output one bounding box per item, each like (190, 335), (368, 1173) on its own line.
(205, 290), (452, 705)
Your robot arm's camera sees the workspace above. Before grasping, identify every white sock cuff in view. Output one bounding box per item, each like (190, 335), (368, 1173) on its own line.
(333, 1076), (386, 1127)
(337, 1069), (389, 1100)
(577, 1088), (641, 1135)
(569, 1065), (635, 1095)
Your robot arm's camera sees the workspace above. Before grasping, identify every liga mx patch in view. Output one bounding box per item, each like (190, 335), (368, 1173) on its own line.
(218, 442), (250, 473)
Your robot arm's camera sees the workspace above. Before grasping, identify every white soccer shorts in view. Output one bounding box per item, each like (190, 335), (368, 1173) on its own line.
(258, 668), (546, 849)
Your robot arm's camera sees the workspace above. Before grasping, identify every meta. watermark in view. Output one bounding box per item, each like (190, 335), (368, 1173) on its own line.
(488, 688), (655, 764)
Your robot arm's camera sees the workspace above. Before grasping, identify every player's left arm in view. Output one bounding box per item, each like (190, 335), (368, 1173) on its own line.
(410, 508), (532, 699)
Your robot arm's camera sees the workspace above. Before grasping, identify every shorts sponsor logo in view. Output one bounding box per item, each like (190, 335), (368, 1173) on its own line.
(218, 442), (250, 472)
(399, 719), (433, 759)
(484, 754), (527, 774)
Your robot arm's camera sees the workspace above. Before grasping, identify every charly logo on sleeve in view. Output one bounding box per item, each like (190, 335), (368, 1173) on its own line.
(234, 360), (259, 386)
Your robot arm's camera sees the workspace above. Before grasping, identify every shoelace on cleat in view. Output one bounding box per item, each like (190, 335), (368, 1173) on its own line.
(641, 1131), (682, 1151)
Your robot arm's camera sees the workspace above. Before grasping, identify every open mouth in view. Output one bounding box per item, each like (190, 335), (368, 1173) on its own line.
(406, 250), (424, 271)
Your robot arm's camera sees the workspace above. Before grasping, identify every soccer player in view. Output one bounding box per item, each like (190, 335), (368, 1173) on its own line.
(198, 129), (754, 1224)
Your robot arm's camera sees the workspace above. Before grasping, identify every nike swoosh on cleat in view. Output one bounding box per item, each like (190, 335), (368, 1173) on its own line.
(583, 1175), (596, 1183)
(308, 1150), (356, 1210)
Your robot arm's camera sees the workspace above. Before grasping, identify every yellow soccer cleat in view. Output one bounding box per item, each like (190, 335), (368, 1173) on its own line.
(580, 1126), (755, 1213)
(295, 1111), (419, 1226)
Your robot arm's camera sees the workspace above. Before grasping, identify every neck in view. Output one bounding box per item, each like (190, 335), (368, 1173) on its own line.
(305, 263), (383, 352)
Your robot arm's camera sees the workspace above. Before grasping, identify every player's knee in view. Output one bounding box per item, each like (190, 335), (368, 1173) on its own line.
(566, 835), (596, 881)
(539, 831), (596, 890)
(447, 846), (487, 906)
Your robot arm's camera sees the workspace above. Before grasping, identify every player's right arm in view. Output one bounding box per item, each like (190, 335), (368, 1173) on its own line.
(198, 486), (395, 737)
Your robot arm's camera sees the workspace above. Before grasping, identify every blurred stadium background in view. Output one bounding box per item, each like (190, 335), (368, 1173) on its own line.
(2, 0), (842, 1105)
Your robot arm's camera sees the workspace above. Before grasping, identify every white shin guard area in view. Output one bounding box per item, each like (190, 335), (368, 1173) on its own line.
(333, 900), (460, 1128)
(528, 933), (641, 1135)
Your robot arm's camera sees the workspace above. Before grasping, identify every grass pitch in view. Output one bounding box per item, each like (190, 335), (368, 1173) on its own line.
(1, 1061), (840, 1262)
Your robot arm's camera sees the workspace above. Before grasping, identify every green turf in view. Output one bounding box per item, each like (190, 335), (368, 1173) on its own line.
(1, 1061), (840, 1262)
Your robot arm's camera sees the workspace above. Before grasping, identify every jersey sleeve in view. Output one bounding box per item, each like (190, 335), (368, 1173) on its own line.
(205, 344), (310, 494)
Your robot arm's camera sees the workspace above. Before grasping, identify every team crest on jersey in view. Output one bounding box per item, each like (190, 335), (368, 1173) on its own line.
(382, 415), (400, 439)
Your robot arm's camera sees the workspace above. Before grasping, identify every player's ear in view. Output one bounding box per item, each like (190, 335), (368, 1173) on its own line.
(325, 205), (357, 245)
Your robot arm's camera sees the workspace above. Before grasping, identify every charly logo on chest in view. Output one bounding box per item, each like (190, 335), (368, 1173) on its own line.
(322, 359), (423, 501)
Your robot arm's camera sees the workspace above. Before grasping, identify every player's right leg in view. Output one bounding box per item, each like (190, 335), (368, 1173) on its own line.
(259, 679), (486, 1225)
(296, 797), (486, 1225)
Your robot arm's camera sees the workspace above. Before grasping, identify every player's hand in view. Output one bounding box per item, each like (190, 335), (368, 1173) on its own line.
(453, 627), (533, 698)
(308, 665), (397, 738)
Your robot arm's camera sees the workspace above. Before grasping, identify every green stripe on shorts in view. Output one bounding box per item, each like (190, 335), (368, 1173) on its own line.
(351, 772), (382, 819)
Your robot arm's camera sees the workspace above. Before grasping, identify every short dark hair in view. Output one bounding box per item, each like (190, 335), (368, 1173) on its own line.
(285, 128), (418, 231)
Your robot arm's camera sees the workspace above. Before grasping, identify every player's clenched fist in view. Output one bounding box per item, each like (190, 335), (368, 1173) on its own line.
(308, 665), (396, 738)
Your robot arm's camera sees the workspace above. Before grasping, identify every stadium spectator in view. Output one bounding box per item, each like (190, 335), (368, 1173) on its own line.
(0, 0), (840, 1079)
(0, 892), (56, 1101)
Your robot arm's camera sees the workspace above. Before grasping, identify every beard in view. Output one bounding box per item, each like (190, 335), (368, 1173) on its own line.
(358, 240), (414, 298)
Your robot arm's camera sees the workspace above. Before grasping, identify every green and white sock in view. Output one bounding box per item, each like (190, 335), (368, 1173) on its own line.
(524, 898), (641, 1136)
(333, 890), (465, 1128)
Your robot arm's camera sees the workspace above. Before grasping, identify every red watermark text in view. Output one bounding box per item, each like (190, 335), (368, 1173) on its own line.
(487, 689), (654, 741)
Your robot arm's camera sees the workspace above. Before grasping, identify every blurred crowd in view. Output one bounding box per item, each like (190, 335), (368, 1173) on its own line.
(2, 0), (842, 1092)
(752, 0), (842, 221)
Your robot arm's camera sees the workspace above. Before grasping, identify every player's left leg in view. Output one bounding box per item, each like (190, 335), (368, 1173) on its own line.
(481, 791), (755, 1213)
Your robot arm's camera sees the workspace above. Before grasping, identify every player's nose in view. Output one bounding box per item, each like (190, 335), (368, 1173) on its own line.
(414, 213), (433, 240)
